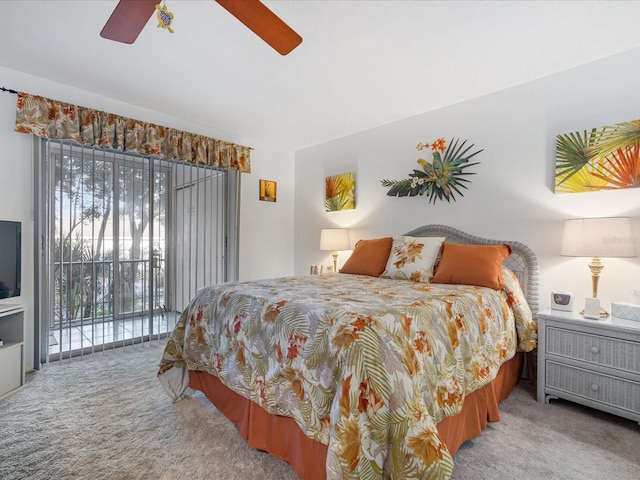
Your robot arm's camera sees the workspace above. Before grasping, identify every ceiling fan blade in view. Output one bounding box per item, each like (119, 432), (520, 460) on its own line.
(100, 0), (158, 44)
(215, 0), (302, 55)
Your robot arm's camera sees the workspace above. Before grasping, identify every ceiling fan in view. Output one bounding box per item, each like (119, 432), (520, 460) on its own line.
(100, 0), (303, 55)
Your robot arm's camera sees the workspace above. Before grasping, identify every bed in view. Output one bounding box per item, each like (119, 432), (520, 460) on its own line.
(158, 224), (539, 479)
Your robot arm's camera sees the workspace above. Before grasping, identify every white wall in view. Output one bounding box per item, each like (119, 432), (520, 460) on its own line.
(294, 47), (640, 315)
(0, 66), (295, 371)
(239, 149), (295, 280)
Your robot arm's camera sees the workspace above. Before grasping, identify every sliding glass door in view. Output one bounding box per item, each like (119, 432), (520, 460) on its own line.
(34, 139), (239, 364)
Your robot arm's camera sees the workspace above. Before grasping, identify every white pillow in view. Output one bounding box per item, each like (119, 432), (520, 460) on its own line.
(382, 236), (445, 283)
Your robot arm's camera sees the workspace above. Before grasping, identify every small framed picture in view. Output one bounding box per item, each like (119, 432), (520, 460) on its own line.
(259, 179), (277, 202)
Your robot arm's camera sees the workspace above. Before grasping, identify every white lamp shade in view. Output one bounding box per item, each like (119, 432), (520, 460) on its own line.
(561, 217), (636, 258)
(320, 229), (350, 251)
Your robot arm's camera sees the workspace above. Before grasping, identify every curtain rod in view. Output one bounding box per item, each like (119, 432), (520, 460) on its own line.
(1, 87), (18, 94)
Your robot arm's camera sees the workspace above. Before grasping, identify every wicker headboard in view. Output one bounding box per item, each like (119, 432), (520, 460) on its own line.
(404, 224), (539, 314)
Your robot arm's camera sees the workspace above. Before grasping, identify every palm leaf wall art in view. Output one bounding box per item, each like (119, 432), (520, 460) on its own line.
(381, 137), (483, 204)
(555, 119), (640, 193)
(325, 172), (356, 212)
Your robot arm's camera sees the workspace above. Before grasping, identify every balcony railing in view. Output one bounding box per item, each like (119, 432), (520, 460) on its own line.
(51, 257), (165, 328)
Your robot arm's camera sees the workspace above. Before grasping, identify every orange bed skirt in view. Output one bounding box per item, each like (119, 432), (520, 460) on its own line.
(189, 352), (523, 480)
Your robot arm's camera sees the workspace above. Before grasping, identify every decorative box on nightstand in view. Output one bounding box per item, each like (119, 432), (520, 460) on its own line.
(537, 309), (640, 423)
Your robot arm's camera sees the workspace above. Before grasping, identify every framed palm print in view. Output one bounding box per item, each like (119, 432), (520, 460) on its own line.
(555, 119), (640, 193)
(325, 172), (356, 211)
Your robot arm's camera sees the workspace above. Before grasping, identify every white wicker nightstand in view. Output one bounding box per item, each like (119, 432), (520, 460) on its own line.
(537, 309), (640, 424)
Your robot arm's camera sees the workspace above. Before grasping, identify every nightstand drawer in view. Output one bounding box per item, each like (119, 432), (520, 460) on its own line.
(546, 361), (640, 414)
(546, 326), (640, 374)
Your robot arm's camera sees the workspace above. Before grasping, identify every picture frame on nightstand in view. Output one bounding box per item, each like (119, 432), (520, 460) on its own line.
(550, 291), (573, 311)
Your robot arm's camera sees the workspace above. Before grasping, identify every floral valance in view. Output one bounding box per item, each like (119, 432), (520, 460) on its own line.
(14, 92), (251, 173)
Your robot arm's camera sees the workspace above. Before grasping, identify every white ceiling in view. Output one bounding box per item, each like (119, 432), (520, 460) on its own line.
(2, 1), (640, 152)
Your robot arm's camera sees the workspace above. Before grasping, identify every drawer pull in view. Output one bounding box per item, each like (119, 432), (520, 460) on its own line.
(591, 383), (599, 392)
(590, 346), (599, 354)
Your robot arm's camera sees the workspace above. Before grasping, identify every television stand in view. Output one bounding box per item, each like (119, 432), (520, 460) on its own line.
(0, 303), (24, 314)
(0, 304), (25, 399)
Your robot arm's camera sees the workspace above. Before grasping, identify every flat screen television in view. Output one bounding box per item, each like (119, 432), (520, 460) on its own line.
(0, 220), (21, 299)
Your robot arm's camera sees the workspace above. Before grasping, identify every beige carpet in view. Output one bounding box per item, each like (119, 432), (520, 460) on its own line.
(0, 343), (637, 479)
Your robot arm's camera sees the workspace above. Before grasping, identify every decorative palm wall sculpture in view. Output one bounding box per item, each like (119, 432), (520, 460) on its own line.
(381, 137), (483, 204)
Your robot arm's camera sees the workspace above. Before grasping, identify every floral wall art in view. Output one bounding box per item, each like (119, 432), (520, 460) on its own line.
(325, 172), (356, 211)
(381, 137), (483, 204)
(555, 119), (640, 193)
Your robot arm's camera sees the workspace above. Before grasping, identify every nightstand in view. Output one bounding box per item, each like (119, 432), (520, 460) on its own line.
(537, 309), (640, 424)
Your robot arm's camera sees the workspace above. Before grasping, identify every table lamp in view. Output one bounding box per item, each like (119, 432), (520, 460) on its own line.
(320, 229), (350, 273)
(561, 217), (636, 317)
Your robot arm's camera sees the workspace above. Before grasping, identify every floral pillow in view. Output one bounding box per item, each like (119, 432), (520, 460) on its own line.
(381, 236), (445, 283)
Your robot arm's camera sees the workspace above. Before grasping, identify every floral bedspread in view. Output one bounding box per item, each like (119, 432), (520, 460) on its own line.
(158, 270), (536, 479)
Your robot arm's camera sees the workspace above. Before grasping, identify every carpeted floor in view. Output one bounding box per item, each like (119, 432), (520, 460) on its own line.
(0, 343), (637, 479)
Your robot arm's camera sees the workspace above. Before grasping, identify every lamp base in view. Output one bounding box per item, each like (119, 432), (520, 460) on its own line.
(579, 308), (609, 319)
(582, 297), (608, 319)
(581, 297), (609, 319)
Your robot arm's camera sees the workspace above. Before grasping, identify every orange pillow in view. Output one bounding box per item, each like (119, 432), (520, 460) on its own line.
(430, 242), (512, 290)
(340, 237), (393, 276)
